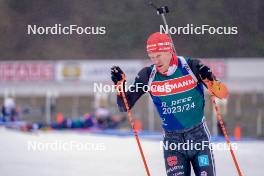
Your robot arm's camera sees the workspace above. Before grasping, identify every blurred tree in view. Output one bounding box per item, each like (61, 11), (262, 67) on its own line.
(0, 0), (263, 60)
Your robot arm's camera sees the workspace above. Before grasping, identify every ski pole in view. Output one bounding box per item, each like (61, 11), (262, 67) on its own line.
(120, 91), (151, 176)
(148, 1), (243, 175)
(210, 96), (243, 176)
(114, 69), (151, 176)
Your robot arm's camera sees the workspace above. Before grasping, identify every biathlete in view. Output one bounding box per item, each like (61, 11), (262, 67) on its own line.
(111, 32), (228, 176)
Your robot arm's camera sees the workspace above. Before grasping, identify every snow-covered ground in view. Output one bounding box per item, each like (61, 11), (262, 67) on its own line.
(0, 127), (262, 176)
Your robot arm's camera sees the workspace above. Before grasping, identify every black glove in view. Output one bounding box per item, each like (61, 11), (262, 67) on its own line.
(111, 66), (125, 84)
(198, 64), (214, 81)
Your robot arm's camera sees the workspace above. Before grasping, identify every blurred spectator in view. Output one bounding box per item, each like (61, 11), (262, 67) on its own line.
(1, 96), (19, 122)
(51, 113), (95, 129)
(95, 106), (111, 129)
(94, 106), (127, 129)
(56, 112), (64, 124)
(83, 113), (95, 128)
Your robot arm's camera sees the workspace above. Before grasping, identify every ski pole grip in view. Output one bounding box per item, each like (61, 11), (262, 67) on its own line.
(157, 6), (169, 15)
